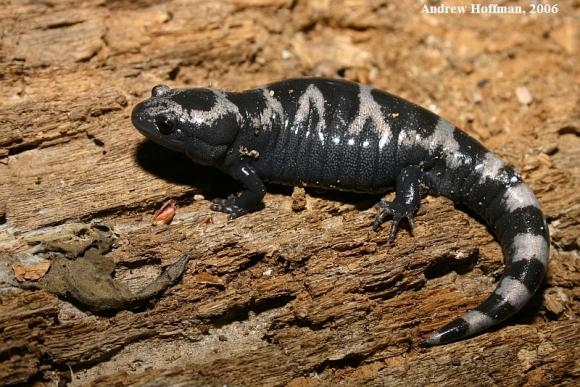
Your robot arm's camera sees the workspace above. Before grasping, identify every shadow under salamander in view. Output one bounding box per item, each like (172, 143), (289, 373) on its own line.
(135, 140), (241, 201)
(134, 139), (383, 211)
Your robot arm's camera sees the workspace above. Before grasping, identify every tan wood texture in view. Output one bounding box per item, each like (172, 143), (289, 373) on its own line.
(0, 1), (578, 385)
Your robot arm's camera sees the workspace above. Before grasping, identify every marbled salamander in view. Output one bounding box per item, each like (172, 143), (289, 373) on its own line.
(131, 77), (549, 346)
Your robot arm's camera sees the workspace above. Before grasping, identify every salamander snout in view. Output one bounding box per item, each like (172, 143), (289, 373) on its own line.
(130, 102), (151, 135)
(131, 100), (185, 153)
(131, 85), (175, 137)
(132, 85), (175, 137)
(132, 104), (177, 137)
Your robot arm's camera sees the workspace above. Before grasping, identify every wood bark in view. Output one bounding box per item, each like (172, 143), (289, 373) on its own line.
(0, 1), (578, 385)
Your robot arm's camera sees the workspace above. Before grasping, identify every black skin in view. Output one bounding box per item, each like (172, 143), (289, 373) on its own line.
(132, 77), (549, 346)
(131, 78), (437, 241)
(373, 165), (424, 240)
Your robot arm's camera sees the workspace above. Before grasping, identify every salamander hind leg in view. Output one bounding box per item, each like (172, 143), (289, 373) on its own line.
(373, 165), (426, 242)
(211, 164), (266, 219)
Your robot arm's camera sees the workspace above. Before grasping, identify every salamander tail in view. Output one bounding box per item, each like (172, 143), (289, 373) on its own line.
(422, 145), (549, 346)
(420, 246), (547, 346)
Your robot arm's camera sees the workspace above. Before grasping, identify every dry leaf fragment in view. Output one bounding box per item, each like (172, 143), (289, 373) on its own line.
(152, 200), (177, 225)
(12, 260), (52, 282)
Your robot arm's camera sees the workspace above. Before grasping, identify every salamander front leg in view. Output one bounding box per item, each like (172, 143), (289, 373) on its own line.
(211, 164), (266, 219)
(373, 165), (426, 242)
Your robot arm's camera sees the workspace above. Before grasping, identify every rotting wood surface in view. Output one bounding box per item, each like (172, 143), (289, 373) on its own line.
(0, 1), (578, 385)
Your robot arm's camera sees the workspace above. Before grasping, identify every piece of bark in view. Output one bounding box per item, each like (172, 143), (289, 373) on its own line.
(0, 1), (578, 385)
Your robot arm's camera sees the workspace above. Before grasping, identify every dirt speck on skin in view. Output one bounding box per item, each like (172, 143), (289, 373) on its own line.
(239, 145), (260, 159)
(291, 187), (307, 212)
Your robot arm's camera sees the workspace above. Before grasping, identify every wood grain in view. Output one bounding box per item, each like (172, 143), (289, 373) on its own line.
(0, 0), (578, 385)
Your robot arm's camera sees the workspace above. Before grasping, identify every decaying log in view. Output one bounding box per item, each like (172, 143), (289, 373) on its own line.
(0, 1), (578, 385)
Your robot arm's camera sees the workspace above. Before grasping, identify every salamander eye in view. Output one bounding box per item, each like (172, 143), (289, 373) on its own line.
(152, 84), (170, 97)
(155, 114), (176, 135)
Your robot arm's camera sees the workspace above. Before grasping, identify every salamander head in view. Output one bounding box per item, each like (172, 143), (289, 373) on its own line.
(131, 84), (241, 165)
